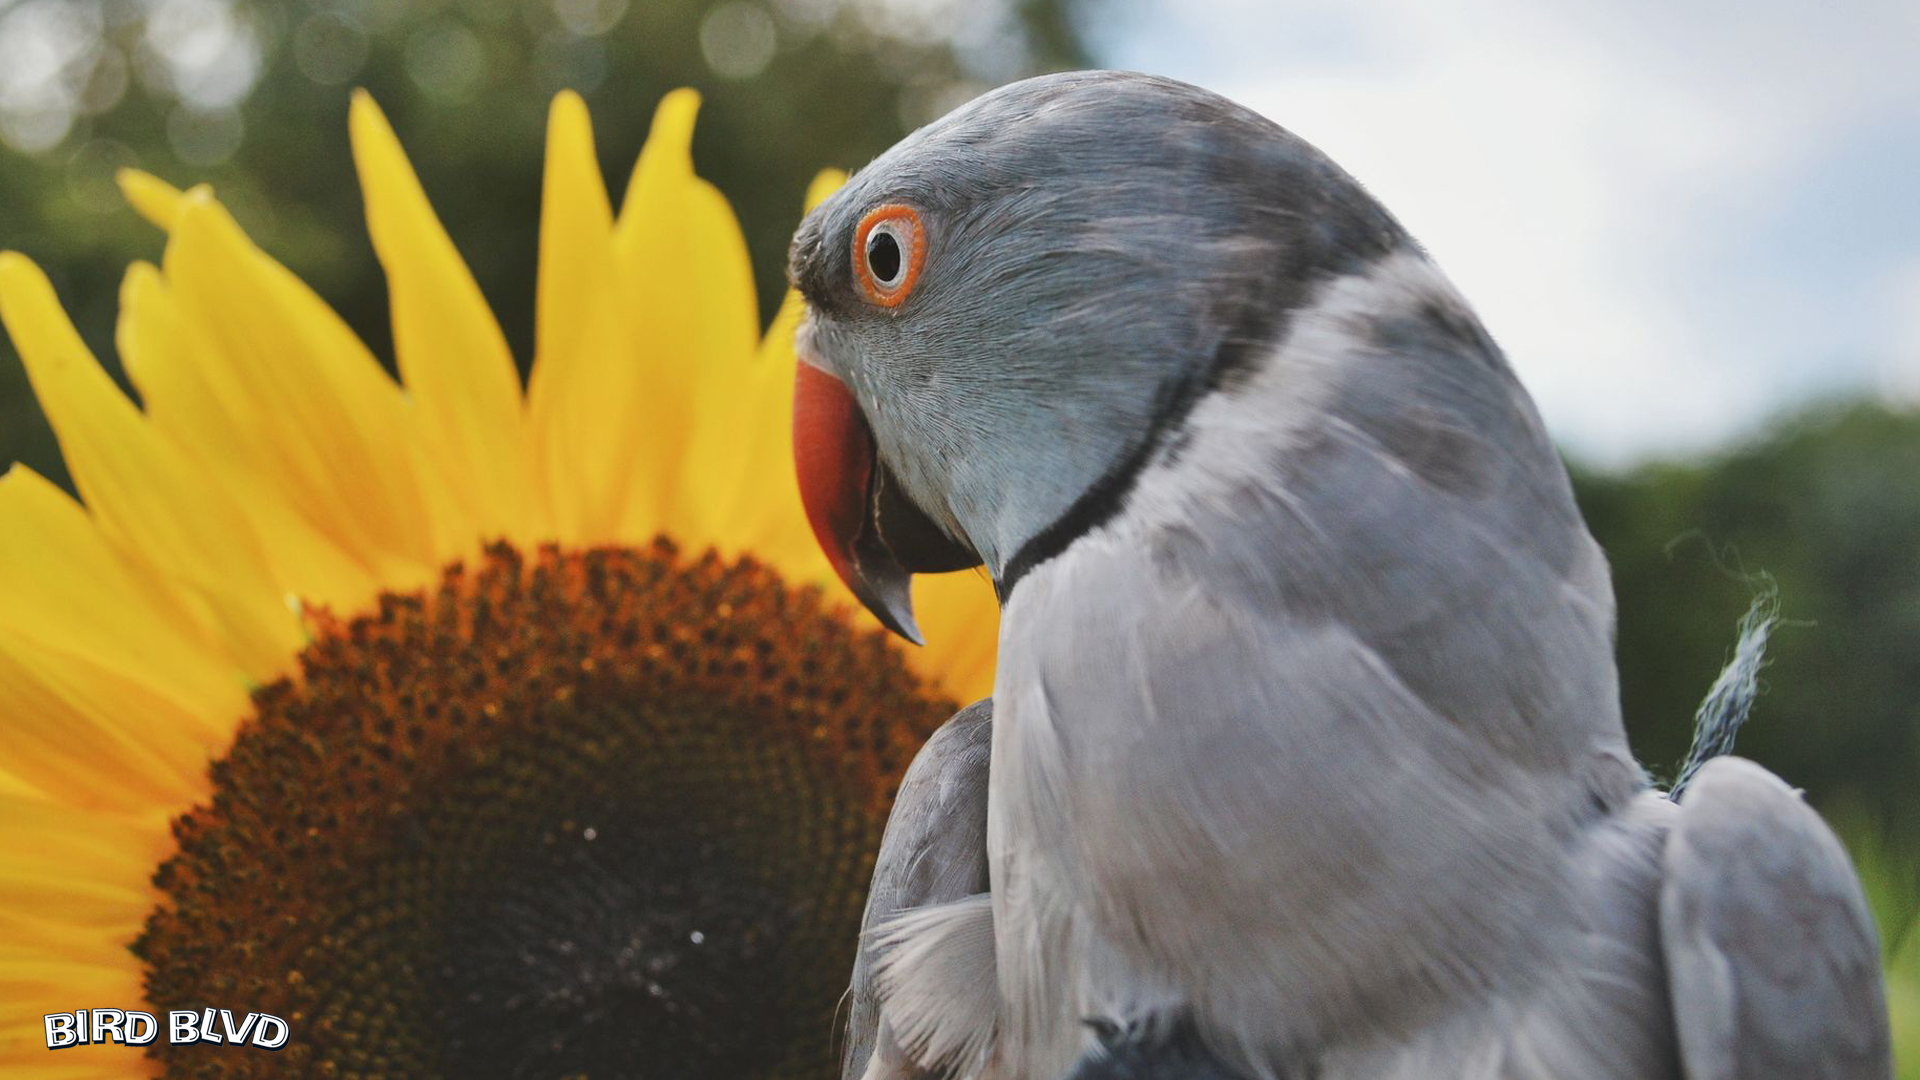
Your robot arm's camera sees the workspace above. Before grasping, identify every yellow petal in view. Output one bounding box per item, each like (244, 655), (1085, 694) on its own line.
(0, 952), (152, 1077)
(611, 89), (762, 548)
(905, 570), (1000, 705)
(0, 637), (224, 814)
(529, 91), (615, 408)
(139, 193), (448, 597)
(650, 169), (840, 575)
(0, 795), (168, 927)
(802, 168), (849, 214)
(0, 769), (40, 801)
(0, 1017), (152, 1079)
(0, 1058), (151, 1080)
(118, 263), (382, 611)
(0, 466), (247, 731)
(0, 955), (147, 996)
(0, 253), (301, 681)
(525, 90), (629, 544)
(0, 909), (139, 964)
(698, 169), (845, 566)
(349, 90), (532, 551)
(118, 172), (452, 598)
(116, 167), (191, 231)
(704, 287), (825, 574)
(0, 799), (169, 1075)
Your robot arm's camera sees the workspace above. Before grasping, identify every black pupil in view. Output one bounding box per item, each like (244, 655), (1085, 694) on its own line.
(867, 230), (903, 284)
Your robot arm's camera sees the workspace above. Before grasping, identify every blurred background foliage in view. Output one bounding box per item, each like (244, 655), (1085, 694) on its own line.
(0, 0), (1089, 484)
(0, 0), (1914, 1068)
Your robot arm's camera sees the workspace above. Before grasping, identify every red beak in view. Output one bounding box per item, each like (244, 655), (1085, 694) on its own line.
(792, 359), (926, 643)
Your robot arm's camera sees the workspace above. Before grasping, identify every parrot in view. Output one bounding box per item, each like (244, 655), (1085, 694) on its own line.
(785, 70), (1892, 1080)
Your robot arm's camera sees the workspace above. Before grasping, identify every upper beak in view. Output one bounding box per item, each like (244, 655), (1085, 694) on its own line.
(791, 354), (979, 644)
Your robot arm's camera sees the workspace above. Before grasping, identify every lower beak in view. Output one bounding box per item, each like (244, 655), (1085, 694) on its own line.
(791, 359), (979, 644)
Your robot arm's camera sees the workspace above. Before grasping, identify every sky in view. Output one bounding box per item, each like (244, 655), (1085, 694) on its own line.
(4, 0), (1913, 464)
(1090, 0), (1920, 463)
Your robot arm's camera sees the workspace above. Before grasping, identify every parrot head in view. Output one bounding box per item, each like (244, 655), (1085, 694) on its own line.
(787, 70), (1405, 641)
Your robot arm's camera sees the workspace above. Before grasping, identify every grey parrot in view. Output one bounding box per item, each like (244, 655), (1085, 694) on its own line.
(786, 71), (1892, 1080)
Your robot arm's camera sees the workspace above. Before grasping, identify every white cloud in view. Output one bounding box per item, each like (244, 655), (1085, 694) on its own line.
(1097, 0), (1920, 462)
(1883, 259), (1920, 403)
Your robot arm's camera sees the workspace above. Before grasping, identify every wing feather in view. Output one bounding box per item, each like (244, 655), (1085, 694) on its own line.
(1660, 756), (1890, 1080)
(844, 698), (995, 1080)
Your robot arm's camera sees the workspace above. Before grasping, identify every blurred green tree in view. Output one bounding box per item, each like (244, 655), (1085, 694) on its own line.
(0, 0), (1094, 490)
(1576, 400), (1920, 843)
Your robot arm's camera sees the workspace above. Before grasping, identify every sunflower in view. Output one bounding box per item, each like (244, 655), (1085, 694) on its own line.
(0, 89), (998, 1079)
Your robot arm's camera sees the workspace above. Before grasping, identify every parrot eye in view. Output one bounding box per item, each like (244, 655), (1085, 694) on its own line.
(868, 231), (902, 283)
(853, 203), (926, 308)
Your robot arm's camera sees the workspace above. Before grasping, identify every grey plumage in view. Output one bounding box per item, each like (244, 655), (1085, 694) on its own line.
(797, 71), (1891, 1080)
(1662, 757), (1890, 1079)
(846, 700), (995, 1080)
(789, 70), (1403, 584)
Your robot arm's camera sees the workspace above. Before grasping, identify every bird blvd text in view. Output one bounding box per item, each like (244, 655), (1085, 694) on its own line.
(44, 1007), (289, 1050)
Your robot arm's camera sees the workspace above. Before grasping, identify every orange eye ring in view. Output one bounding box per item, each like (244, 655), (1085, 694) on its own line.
(853, 203), (927, 308)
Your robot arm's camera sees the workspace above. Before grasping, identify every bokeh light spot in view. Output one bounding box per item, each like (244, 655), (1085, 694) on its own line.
(700, 2), (778, 81)
(167, 104), (244, 166)
(144, 0), (261, 110)
(0, 0), (102, 153)
(552, 0), (631, 38)
(406, 20), (489, 104)
(294, 12), (370, 87)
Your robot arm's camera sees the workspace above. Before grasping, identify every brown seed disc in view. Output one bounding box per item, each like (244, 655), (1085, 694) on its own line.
(132, 540), (956, 1080)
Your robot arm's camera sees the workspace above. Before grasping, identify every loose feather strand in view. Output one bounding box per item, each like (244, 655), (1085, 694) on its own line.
(1670, 585), (1779, 801)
